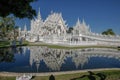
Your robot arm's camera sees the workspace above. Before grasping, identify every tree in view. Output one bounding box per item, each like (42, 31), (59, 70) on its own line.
(102, 29), (115, 35)
(67, 27), (73, 33)
(14, 26), (19, 40)
(0, 0), (37, 19)
(0, 17), (17, 40)
(0, 17), (13, 38)
(107, 29), (115, 35)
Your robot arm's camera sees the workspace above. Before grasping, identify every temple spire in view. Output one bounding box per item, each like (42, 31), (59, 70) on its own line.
(18, 27), (21, 36)
(50, 10), (53, 14)
(82, 18), (86, 25)
(88, 24), (91, 33)
(76, 18), (81, 27)
(37, 7), (41, 19)
(24, 24), (27, 31)
(19, 27), (21, 31)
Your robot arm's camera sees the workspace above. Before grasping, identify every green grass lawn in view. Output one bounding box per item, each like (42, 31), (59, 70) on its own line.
(0, 76), (15, 80)
(33, 70), (120, 80)
(0, 70), (120, 80)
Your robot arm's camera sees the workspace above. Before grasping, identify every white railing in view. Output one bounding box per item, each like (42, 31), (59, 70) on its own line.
(19, 32), (120, 46)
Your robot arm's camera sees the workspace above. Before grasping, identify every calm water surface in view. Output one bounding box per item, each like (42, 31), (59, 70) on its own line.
(0, 46), (120, 73)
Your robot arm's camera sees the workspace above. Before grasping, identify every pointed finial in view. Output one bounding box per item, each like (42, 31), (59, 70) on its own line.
(77, 17), (80, 23)
(82, 18), (85, 25)
(76, 17), (80, 26)
(37, 7), (41, 19)
(60, 12), (62, 16)
(88, 24), (91, 32)
(88, 24), (90, 29)
(24, 24), (27, 31)
(51, 10), (53, 14)
(19, 27), (21, 31)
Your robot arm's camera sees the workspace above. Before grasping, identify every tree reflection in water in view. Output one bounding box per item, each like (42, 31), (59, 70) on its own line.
(0, 47), (24, 63)
(0, 48), (14, 63)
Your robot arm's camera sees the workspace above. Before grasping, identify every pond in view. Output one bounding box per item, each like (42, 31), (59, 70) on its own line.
(0, 46), (120, 73)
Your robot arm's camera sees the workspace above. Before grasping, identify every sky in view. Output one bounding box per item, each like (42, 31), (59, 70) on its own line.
(15, 0), (120, 34)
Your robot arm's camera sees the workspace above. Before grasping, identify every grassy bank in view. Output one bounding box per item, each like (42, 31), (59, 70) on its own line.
(34, 70), (120, 80)
(0, 41), (10, 48)
(0, 41), (28, 48)
(0, 41), (119, 49)
(28, 42), (118, 49)
(0, 70), (120, 80)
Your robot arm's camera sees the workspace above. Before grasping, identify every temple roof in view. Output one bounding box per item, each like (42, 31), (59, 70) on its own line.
(73, 18), (90, 34)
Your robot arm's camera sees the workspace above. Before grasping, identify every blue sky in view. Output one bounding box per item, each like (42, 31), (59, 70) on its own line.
(15, 0), (120, 34)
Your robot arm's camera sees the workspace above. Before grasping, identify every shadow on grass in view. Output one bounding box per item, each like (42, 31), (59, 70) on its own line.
(71, 71), (106, 80)
(31, 76), (35, 79)
(49, 74), (55, 80)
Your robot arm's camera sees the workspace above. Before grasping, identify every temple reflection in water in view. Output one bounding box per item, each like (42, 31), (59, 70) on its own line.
(25, 46), (120, 72)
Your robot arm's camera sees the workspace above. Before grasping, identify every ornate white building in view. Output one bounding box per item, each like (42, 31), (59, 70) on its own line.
(19, 8), (120, 46)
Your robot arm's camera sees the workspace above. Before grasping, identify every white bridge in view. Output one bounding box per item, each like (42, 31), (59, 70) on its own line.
(21, 31), (120, 46)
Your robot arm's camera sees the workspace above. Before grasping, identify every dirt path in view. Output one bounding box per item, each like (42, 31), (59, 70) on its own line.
(0, 68), (120, 77)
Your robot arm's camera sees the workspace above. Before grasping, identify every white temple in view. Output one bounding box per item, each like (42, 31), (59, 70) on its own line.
(19, 8), (120, 46)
